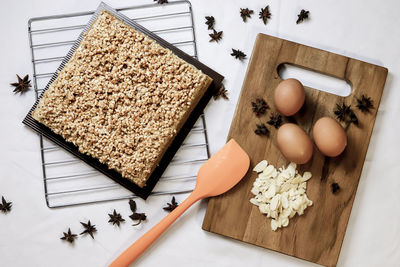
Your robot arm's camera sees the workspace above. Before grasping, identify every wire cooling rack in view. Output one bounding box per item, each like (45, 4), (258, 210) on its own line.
(28, 0), (210, 208)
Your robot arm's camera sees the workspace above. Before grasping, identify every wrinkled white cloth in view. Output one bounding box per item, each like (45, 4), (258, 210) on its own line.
(1, 0), (400, 266)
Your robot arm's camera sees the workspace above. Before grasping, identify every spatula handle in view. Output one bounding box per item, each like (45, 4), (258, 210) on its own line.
(109, 191), (202, 267)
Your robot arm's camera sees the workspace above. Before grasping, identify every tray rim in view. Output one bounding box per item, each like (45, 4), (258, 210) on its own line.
(23, 1), (224, 200)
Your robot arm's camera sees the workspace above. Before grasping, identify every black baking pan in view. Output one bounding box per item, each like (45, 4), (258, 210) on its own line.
(23, 2), (224, 199)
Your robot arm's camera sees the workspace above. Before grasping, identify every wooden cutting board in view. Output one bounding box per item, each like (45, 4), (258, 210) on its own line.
(202, 34), (388, 267)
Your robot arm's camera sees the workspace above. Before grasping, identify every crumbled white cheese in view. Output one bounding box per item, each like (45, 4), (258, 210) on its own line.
(249, 161), (313, 231)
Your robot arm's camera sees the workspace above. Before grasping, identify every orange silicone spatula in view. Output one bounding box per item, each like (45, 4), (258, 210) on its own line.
(109, 139), (250, 267)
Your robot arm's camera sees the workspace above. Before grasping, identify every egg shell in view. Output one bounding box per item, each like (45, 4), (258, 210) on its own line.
(276, 123), (313, 164)
(274, 79), (305, 116)
(313, 117), (347, 157)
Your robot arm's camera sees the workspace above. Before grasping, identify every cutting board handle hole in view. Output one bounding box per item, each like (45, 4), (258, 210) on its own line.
(277, 63), (352, 97)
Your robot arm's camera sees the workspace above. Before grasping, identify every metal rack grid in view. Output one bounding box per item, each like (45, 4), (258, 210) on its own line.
(28, 1), (210, 208)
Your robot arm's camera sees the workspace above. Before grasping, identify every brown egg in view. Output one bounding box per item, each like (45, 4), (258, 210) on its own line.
(276, 123), (313, 164)
(313, 117), (347, 157)
(274, 78), (305, 116)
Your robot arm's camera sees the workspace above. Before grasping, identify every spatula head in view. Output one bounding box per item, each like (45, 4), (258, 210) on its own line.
(195, 139), (250, 197)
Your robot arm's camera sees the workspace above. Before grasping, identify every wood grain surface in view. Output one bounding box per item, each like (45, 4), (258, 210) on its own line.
(202, 34), (388, 267)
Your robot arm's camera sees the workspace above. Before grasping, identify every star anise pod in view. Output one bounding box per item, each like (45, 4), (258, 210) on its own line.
(60, 228), (78, 244)
(331, 182), (340, 194)
(205, 16), (215, 30)
(209, 29), (223, 42)
(214, 85), (229, 100)
(10, 74), (31, 94)
(334, 103), (351, 122)
(129, 199), (137, 212)
(334, 103), (358, 126)
(259, 5), (271, 25)
(267, 113), (283, 129)
(251, 98), (269, 116)
(349, 111), (359, 125)
(231, 49), (247, 60)
(80, 220), (97, 239)
(254, 123), (270, 136)
(0, 196), (12, 213)
(163, 196), (179, 212)
(108, 209), (125, 227)
(356, 94), (374, 113)
(129, 200), (147, 226)
(296, 9), (310, 24)
(130, 213), (147, 226)
(240, 8), (254, 22)
(154, 0), (168, 4)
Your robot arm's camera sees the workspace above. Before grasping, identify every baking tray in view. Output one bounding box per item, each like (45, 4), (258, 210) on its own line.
(28, 0), (211, 208)
(23, 2), (224, 199)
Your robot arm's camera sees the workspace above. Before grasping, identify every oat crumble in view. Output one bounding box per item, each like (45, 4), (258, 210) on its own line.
(32, 11), (212, 187)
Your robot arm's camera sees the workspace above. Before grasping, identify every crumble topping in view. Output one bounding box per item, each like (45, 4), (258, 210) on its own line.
(32, 11), (212, 187)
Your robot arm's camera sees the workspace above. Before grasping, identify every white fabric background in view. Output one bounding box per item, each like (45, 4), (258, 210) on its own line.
(1, 0), (399, 266)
